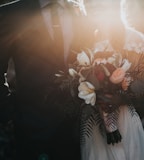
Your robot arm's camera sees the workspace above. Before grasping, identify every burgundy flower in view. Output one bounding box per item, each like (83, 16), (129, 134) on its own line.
(94, 66), (105, 82)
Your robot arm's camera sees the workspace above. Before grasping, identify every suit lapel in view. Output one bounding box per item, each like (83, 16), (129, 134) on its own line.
(23, 0), (75, 67)
(40, 2), (74, 66)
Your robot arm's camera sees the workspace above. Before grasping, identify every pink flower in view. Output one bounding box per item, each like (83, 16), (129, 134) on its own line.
(110, 68), (125, 84)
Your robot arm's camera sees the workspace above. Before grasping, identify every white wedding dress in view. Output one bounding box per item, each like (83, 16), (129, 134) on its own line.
(81, 27), (144, 160)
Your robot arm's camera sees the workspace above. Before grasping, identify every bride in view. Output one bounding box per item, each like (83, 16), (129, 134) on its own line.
(80, 0), (144, 160)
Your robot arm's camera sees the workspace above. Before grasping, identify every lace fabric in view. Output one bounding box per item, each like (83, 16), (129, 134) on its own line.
(124, 27), (144, 54)
(81, 105), (144, 160)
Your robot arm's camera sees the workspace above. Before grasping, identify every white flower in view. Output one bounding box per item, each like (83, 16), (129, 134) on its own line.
(69, 68), (77, 78)
(55, 70), (64, 77)
(94, 58), (107, 65)
(121, 59), (131, 72)
(78, 81), (96, 106)
(77, 51), (90, 66)
(107, 53), (122, 68)
(107, 56), (115, 64)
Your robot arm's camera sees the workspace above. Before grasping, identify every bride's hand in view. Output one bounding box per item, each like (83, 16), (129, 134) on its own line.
(96, 94), (120, 113)
(97, 93), (131, 113)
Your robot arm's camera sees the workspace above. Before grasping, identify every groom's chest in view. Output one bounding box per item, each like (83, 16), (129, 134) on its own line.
(12, 17), (64, 80)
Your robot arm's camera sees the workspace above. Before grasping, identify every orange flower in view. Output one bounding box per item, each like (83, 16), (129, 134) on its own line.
(110, 68), (125, 84)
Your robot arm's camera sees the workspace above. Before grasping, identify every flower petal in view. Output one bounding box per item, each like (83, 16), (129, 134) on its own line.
(69, 68), (77, 77)
(77, 51), (90, 66)
(121, 59), (131, 72)
(78, 81), (96, 106)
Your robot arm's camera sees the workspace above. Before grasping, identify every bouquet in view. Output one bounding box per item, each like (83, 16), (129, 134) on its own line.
(55, 49), (137, 145)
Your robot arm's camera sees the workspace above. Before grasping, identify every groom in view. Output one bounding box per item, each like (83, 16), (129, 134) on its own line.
(0, 0), (88, 159)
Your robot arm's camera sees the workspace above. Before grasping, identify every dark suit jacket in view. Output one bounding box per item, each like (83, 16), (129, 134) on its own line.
(0, 1), (84, 159)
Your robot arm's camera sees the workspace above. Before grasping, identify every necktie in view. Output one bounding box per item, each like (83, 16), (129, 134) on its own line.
(50, 4), (64, 67)
(51, 4), (63, 54)
(41, 2), (73, 66)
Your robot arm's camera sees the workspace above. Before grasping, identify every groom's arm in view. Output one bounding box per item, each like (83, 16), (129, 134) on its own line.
(0, 1), (21, 123)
